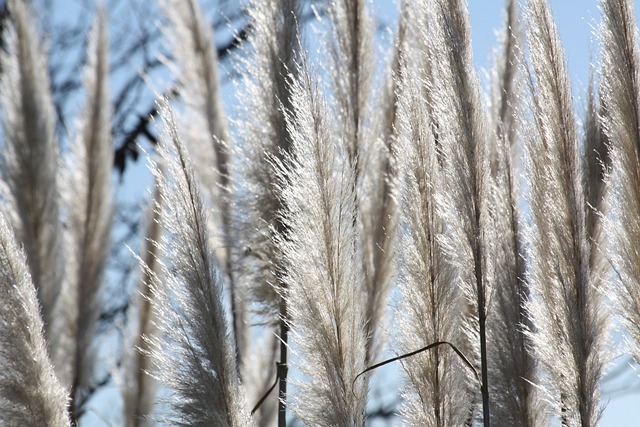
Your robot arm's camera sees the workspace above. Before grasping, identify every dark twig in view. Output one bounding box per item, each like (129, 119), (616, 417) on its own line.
(353, 341), (480, 388)
(111, 25), (250, 175)
(251, 363), (281, 416)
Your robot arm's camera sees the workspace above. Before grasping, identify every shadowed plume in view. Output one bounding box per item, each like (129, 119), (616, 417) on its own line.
(0, 0), (64, 349)
(232, 0), (301, 425)
(486, 2), (544, 425)
(63, 9), (114, 413)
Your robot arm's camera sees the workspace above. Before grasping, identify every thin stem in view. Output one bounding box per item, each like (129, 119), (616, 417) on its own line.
(251, 364), (280, 415)
(353, 341), (480, 386)
(228, 258), (240, 374)
(278, 305), (289, 427)
(479, 308), (490, 427)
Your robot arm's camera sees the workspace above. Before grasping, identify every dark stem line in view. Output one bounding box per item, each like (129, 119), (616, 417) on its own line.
(352, 341), (480, 387)
(251, 363), (280, 415)
(479, 304), (490, 427)
(278, 307), (289, 427)
(228, 262), (241, 376)
(561, 391), (569, 427)
(475, 205), (490, 427)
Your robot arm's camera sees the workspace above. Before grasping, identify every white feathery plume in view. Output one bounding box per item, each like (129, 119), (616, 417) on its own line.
(420, 0), (494, 423)
(232, 0), (301, 424)
(327, 0), (374, 174)
(0, 0), (64, 345)
(279, 62), (368, 426)
(0, 214), (70, 427)
(327, 0), (393, 365)
(583, 73), (610, 379)
(395, 37), (472, 426)
(146, 104), (252, 427)
(62, 9), (113, 413)
(524, 0), (609, 424)
(124, 178), (161, 427)
(486, 2), (544, 425)
(357, 0), (403, 362)
(157, 0), (237, 354)
(410, 5), (439, 152)
(600, 0), (640, 364)
(234, 0), (300, 323)
(583, 76), (608, 238)
(488, 0), (520, 154)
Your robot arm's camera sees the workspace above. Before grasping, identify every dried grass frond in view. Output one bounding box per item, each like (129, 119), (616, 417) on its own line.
(395, 37), (472, 426)
(524, 0), (610, 424)
(233, 0), (301, 323)
(0, 0), (64, 345)
(599, 0), (640, 366)
(420, 0), (495, 423)
(0, 214), (70, 427)
(278, 62), (368, 426)
(486, 2), (544, 425)
(146, 104), (252, 427)
(64, 9), (113, 409)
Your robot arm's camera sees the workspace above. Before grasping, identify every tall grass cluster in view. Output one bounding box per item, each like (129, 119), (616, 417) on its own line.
(0, 0), (639, 425)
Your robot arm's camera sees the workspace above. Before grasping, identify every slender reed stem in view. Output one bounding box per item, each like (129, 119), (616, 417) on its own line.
(278, 304), (288, 427)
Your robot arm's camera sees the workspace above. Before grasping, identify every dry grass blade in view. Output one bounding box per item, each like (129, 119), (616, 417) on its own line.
(354, 341), (480, 387)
